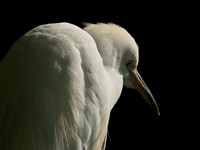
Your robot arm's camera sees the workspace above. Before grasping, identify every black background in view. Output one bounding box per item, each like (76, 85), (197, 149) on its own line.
(0, 2), (191, 149)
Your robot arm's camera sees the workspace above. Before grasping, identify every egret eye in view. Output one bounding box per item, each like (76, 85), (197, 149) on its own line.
(126, 60), (134, 67)
(126, 60), (135, 71)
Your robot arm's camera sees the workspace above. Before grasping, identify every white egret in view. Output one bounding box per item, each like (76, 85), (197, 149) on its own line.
(0, 22), (160, 150)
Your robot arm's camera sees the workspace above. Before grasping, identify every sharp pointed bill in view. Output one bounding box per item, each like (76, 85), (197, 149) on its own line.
(127, 62), (160, 116)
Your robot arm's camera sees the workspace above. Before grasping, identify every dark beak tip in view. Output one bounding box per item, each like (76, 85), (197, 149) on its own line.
(157, 110), (160, 116)
(151, 102), (160, 116)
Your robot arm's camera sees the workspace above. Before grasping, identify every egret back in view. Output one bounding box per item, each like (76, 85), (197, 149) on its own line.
(0, 23), (112, 150)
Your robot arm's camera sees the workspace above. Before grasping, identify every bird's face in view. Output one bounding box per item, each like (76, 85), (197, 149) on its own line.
(122, 49), (160, 115)
(84, 22), (160, 115)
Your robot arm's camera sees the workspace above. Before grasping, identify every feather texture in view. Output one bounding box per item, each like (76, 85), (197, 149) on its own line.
(0, 22), (150, 149)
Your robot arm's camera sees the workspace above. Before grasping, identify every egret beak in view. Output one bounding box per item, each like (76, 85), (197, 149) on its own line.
(129, 69), (160, 116)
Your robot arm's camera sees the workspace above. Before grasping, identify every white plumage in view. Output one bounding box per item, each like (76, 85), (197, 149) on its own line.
(0, 22), (159, 150)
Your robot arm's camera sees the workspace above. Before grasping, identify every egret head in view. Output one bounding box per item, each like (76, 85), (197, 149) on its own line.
(84, 23), (160, 115)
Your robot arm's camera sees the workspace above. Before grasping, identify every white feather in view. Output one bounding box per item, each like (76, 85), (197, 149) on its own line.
(0, 22), (151, 150)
